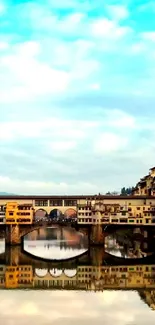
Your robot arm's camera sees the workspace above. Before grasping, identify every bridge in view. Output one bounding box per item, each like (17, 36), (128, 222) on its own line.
(4, 221), (154, 246)
(2, 195), (155, 245)
(1, 246), (155, 311)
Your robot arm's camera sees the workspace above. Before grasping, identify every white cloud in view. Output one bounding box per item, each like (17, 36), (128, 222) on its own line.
(105, 109), (136, 128)
(141, 32), (155, 41)
(17, 302), (39, 316)
(0, 41), (9, 50)
(0, 176), (99, 194)
(1, 52), (69, 97)
(0, 1), (5, 15)
(23, 4), (86, 36)
(91, 18), (131, 39)
(0, 290), (154, 325)
(129, 42), (146, 55)
(107, 5), (129, 21)
(49, 141), (77, 152)
(0, 36), (100, 102)
(94, 132), (128, 154)
(0, 118), (100, 141)
(90, 83), (101, 90)
(16, 41), (40, 57)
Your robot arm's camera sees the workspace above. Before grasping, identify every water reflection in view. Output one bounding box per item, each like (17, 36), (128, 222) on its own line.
(24, 227), (88, 260)
(105, 231), (155, 259)
(0, 230), (155, 324)
(0, 228), (155, 314)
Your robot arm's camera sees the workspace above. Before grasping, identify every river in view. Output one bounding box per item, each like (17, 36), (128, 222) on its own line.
(0, 226), (155, 324)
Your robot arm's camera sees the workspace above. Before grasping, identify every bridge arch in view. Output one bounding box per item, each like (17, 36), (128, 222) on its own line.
(64, 208), (77, 219)
(49, 209), (63, 219)
(35, 209), (47, 221)
(35, 268), (48, 277)
(49, 269), (63, 277)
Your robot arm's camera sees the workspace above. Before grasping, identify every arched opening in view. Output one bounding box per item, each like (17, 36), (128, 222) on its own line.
(49, 269), (62, 277)
(64, 208), (77, 220)
(35, 268), (48, 277)
(35, 209), (47, 222)
(64, 269), (77, 277)
(49, 209), (63, 220)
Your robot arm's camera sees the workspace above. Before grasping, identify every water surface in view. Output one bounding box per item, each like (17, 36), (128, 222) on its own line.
(0, 227), (155, 324)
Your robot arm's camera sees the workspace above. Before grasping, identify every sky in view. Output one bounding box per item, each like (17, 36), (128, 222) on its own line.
(1, 0), (155, 194)
(0, 289), (155, 325)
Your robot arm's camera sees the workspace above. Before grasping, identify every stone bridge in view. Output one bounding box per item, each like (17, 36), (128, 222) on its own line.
(3, 221), (153, 246)
(5, 222), (106, 245)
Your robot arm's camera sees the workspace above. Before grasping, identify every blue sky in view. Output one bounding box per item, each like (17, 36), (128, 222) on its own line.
(0, 0), (155, 194)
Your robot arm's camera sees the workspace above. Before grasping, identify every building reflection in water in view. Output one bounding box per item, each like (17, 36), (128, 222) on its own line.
(0, 228), (155, 311)
(23, 226), (89, 260)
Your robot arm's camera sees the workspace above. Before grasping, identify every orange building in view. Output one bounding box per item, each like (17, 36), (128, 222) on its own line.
(5, 202), (34, 225)
(5, 265), (33, 289)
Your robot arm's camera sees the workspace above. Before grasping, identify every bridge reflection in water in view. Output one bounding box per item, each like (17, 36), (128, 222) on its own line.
(0, 244), (154, 311)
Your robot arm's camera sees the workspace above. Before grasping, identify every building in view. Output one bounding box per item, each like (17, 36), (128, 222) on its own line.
(78, 264), (155, 291)
(5, 265), (33, 289)
(0, 205), (5, 224)
(1, 192), (155, 226)
(77, 197), (155, 225)
(133, 167), (155, 196)
(5, 202), (34, 225)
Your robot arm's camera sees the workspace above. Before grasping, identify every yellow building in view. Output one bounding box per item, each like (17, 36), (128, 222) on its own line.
(5, 202), (34, 225)
(77, 265), (155, 290)
(77, 198), (155, 225)
(5, 265), (33, 289)
(133, 167), (155, 196)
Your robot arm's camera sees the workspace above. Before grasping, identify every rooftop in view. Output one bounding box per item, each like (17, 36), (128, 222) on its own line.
(0, 194), (154, 200)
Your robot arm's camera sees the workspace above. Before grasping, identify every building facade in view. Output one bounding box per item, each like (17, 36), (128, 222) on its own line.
(5, 202), (34, 224)
(133, 167), (155, 196)
(1, 195), (155, 226)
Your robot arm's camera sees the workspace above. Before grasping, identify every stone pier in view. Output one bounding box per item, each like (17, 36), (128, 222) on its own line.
(5, 224), (40, 245)
(5, 225), (21, 245)
(90, 225), (105, 245)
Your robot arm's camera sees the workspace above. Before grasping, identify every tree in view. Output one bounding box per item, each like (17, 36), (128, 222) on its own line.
(120, 187), (134, 196)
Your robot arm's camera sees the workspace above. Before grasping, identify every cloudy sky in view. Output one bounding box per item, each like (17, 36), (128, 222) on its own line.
(1, 0), (155, 194)
(0, 290), (155, 325)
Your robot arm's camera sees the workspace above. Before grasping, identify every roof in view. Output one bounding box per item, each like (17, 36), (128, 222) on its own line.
(0, 194), (155, 200)
(18, 203), (33, 207)
(140, 175), (149, 180)
(150, 167), (155, 171)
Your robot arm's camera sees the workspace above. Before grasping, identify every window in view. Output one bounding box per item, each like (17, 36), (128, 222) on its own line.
(64, 200), (77, 206)
(49, 200), (63, 206)
(35, 200), (48, 206)
(9, 212), (13, 216)
(137, 207), (140, 210)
